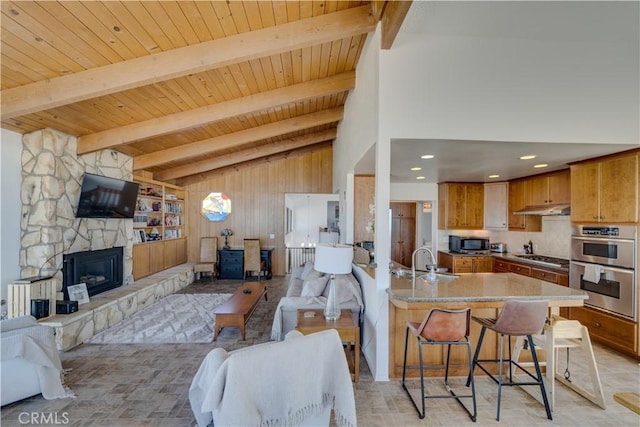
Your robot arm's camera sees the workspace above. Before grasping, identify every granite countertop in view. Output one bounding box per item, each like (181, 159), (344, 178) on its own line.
(387, 272), (586, 305)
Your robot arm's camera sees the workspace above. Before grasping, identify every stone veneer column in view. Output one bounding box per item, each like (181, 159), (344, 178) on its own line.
(20, 128), (135, 298)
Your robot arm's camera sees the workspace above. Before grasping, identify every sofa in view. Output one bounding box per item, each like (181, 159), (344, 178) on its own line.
(271, 261), (364, 341)
(1, 316), (74, 406)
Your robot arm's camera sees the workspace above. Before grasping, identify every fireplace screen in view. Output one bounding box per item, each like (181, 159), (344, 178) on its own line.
(63, 247), (124, 298)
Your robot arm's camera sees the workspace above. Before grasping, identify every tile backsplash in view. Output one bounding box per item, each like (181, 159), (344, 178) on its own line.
(438, 216), (572, 259)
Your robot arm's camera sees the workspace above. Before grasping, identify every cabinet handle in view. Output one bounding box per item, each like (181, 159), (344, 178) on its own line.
(593, 215), (598, 219)
(595, 322), (602, 328)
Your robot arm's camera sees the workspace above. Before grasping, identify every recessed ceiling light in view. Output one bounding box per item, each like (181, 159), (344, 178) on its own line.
(488, 174), (500, 179)
(533, 163), (548, 168)
(520, 155), (536, 160)
(420, 154), (435, 159)
(416, 176), (426, 180)
(410, 167), (422, 171)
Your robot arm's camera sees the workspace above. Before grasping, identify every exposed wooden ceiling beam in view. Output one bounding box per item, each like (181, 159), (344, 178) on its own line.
(1, 5), (375, 121)
(155, 128), (337, 181)
(133, 106), (344, 170)
(381, 0), (413, 49)
(175, 141), (333, 187)
(77, 71), (355, 154)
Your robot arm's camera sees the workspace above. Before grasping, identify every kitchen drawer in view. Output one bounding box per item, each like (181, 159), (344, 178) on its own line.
(509, 263), (531, 276)
(493, 259), (510, 272)
(569, 306), (637, 355)
(531, 268), (559, 283)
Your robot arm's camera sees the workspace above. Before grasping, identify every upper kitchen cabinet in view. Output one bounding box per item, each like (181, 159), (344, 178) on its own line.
(508, 179), (542, 231)
(571, 149), (639, 223)
(391, 202), (416, 218)
(438, 183), (484, 230)
(525, 169), (571, 206)
(484, 182), (508, 230)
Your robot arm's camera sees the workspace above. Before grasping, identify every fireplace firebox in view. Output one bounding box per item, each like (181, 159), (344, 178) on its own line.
(63, 247), (124, 299)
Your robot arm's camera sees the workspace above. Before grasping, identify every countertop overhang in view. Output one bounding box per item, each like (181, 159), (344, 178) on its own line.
(387, 272), (587, 310)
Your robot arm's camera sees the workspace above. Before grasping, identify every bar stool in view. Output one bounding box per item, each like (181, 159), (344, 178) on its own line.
(402, 308), (477, 422)
(468, 299), (552, 421)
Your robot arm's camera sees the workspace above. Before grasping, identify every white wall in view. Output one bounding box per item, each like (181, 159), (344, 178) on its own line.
(334, 28), (391, 380)
(380, 8), (639, 144)
(1, 129), (23, 316)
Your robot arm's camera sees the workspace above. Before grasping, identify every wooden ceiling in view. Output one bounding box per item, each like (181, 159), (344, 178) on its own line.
(1, 1), (411, 186)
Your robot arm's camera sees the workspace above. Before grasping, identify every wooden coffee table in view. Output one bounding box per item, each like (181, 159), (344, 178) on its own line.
(295, 309), (360, 382)
(213, 282), (267, 340)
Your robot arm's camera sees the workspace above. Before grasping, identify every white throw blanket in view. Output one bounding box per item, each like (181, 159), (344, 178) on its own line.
(189, 329), (357, 427)
(1, 318), (74, 400)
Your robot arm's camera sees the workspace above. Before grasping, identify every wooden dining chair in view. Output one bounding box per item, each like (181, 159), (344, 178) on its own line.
(193, 237), (218, 281)
(243, 239), (266, 280)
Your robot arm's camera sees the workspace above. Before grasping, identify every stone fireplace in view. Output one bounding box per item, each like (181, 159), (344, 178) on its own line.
(19, 128), (135, 300)
(62, 247), (124, 298)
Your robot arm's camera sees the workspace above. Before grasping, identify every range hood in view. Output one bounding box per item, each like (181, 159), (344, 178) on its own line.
(513, 204), (571, 216)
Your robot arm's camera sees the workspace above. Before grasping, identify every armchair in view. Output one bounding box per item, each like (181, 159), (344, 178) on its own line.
(1, 316), (74, 406)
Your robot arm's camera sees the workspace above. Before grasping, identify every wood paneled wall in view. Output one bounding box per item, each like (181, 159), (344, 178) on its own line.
(186, 145), (333, 276)
(354, 175), (375, 244)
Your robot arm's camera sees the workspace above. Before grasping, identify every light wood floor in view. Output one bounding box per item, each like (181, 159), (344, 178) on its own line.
(1, 276), (639, 426)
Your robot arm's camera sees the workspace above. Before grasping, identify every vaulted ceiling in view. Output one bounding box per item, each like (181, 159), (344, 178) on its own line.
(1, 1), (411, 185)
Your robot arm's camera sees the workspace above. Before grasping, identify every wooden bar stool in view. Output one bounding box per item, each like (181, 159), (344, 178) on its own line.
(468, 299), (552, 421)
(511, 314), (606, 411)
(402, 308), (477, 422)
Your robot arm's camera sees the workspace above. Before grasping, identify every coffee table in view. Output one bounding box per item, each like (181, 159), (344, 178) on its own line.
(213, 282), (267, 340)
(295, 309), (360, 382)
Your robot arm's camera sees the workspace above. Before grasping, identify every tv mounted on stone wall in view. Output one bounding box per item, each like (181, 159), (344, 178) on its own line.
(75, 173), (139, 219)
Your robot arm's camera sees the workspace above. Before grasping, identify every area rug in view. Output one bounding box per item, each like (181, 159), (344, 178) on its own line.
(87, 293), (232, 344)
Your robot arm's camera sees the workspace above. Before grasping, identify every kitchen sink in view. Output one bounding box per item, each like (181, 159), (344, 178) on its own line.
(393, 269), (460, 283)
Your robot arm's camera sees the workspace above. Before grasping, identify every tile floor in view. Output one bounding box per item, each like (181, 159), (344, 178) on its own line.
(1, 275), (639, 426)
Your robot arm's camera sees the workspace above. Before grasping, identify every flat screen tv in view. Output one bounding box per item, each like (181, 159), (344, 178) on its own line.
(76, 173), (140, 219)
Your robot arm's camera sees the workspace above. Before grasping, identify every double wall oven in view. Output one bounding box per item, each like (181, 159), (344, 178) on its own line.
(570, 225), (637, 321)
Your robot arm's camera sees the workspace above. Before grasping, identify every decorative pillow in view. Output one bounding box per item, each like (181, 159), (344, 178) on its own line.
(300, 275), (329, 297)
(291, 265), (305, 281)
(300, 261), (315, 281)
(322, 273), (362, 304)
(286, 278), (304, 297)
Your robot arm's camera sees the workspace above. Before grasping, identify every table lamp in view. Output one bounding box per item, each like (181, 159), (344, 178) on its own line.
(314, 243), (353, 320)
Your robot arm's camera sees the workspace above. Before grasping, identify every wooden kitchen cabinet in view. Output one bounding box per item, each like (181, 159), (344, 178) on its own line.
(494, 256), (570, 316)
(438, 183), (484, 230)
(507, 179), (541, 231)
(570, 150), (638, 223)
(391, 204), (416, 267)
(525, 169), (570, 206)
(484, 182), (508, 229)
(390, 202), (415, 218)
(438, 252), (493, 273)
(569, 306), (637, 357)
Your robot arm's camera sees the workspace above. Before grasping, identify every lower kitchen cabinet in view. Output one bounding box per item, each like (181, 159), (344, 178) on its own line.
(569, 306), (638, 357)
(438, 252), (493, 273)
(494, 256), (570, 317)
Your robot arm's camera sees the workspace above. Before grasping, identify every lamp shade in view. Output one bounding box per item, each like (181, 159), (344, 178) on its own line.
(314, 243), (353, 274)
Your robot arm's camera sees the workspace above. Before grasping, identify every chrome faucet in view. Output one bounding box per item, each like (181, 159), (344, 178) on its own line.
(411, 245), (437, 289)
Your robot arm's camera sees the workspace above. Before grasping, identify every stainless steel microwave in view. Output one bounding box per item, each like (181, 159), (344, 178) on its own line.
(449, 236), (490, 253)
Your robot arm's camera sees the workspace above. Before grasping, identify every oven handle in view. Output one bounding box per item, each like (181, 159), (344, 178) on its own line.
(570, 260), (635, 274)
(571, 236), (635, 244)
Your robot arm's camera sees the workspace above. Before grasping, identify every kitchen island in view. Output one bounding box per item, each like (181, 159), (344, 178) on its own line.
(387, 272), (587, 378)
